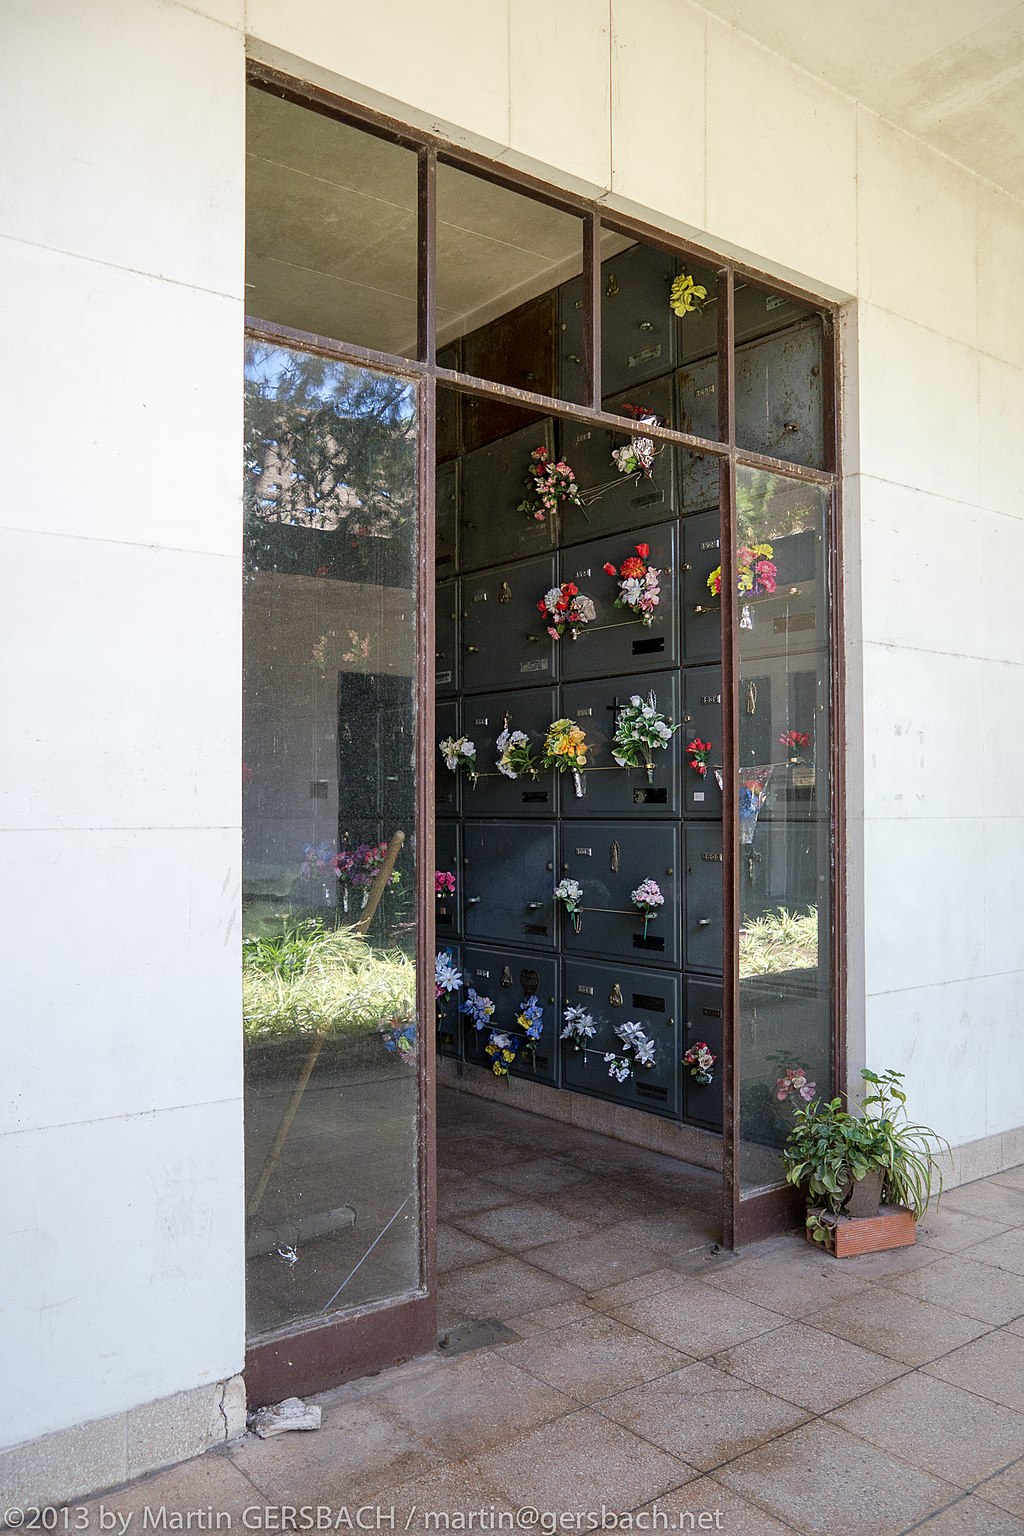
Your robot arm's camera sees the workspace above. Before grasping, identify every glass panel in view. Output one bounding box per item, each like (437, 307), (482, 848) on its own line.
(242, 339), (420, 1335)
(733, 280), (826, 470)
(246, 86), (420, 357)
(734, 470), (832, 1191)
(436, 163), (584, 439)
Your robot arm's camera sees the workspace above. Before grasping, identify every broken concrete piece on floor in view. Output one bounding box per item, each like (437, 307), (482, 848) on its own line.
(250, 1397), (322, 1438)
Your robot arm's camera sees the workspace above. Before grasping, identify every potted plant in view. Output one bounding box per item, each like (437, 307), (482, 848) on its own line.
(781, 1068), (948, 1255)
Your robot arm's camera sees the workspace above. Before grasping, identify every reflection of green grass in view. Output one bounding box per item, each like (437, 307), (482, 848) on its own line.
(740, 907), (818, 976)
(243, 917), (415, 1039)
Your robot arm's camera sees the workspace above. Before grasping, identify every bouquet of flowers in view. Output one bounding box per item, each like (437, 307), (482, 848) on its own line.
(560, 1005), (596, 1051)
(484, 996), (544, 1078)
(776, 1065), (817, 1103)
(538, 581), (596, 641)
(605, 1020), (657, 1081)
(739, 767), (774, 845)
(460, 988), (496, 1032)
(542, 718), (588, 798)
(631, 878), (664, 939)
(517, 446), (584, 524)
(603, 543), (661, 627)
(334, 841), (400, 912)
(610, 404), (660, 479)
(435, 950), (462, 1001)
(683, 1041), (716, 1085)
(669, 270), (709, 318)
(435, 869), (456, 898)
(611, 693), (678, 780)
(485, 1030), (519, 1076)
(300, 840), (335, 880)
(439, 734), (478, 786)
(554, 877), (584, 935)
(779, 729), (811, 761)
(687, 738), (713, 778)
(496, 723), (538, 780)
(707, 543), (777, 600)
(379, 1017), (417, 1063)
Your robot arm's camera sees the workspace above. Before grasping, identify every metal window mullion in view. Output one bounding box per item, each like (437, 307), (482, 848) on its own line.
(417, 148), (437, 365)
(583, 213), (602, 411)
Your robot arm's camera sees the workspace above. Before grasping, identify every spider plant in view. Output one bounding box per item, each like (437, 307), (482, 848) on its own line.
(242, 917), (415, 1039)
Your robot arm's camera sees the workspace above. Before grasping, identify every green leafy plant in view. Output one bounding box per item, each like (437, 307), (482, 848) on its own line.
(782, 1068), (948, 1242)
(242, 917), (415, 1040)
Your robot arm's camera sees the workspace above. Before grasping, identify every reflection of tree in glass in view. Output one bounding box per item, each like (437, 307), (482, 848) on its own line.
(737, 470), (818, 544)
(739, 904), (818, 978)
(244, 344), (417, 539)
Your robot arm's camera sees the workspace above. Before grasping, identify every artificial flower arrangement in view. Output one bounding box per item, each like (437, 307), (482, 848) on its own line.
(631, 878), (664, 939)
(496, 723), (538, 780)
(779, 729), (811, 762)
(739, 767), (774, 845)
(542, 717), (588, 798)
(603, 543), (662, 627)
(605, 1020), (657, 1082)
(554, 877), (584, 934)
(482, 996), (545, 1077)
(611, 693), (678, 780)
(687, 738), (713, 778)
(560, 1005), (596, 1051)
(378, 1016), (417, 1063)
(435, 950), (462, 1001)
(707, 544), (778, 601)
(435, 869), (456, 899)
(460, 987), (496, 1033)
(669, 271), (709, 318)
(538, 581), (596, 641)
(301, 840), (401, 913)
(518, 446), (585, 524)
(610, 404), (661, 479)
(776, 1064), (817, 1103)
(683, 1041), (717, 1086)
(439, 734), (478, 786)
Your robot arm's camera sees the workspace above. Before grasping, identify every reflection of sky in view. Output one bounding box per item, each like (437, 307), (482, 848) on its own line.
(244, 340), (417, 424)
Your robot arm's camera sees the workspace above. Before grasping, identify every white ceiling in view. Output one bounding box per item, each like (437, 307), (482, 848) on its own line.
(701, 0), (1024, 198)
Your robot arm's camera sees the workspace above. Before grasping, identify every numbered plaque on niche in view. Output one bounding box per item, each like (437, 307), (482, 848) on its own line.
(560, 671), (682, 818)
(461, 687), (556, 818)
(559, 820), (681, 966)
(557, 523), (679, 681)
(461, 945), (560, 1085)
(562, 958), (681, 1118)
(462, 554), (557, 694)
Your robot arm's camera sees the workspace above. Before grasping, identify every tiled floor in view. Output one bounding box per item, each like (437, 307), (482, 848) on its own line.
(76, 1089), (1024, 1535)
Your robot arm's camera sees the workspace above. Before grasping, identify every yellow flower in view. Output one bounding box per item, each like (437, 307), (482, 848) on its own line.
(669, 272), (709, 317)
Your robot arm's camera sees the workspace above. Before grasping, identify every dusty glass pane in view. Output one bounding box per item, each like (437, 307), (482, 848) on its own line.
(733, 280), (826, 470)
(246, 86), (420, 358)
(242, 340), (420, 1336)
(732, 471), (832, 1191)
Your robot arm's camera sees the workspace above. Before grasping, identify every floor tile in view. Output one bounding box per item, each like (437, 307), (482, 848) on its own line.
(961, 1227), (1024, 1276)
(880, 1253), (1024, 1324)
(75, 1452), (267, 1528)
(917, 1205), (1013, 1252)
(635, 1477), (802, 1534)
(598, 1361), (809, 1471)
(828, 1370), (1024, 1486)
(905, 1494), (1024, 1534)
(374, 1458), (512, 1528)
(495, 1155), (592, 1197)
(604, 1209), (718, 1257)
(437, 1254), (583, 1326)
(715, 1320), (905, 1413)
(438, 1175), (513, 1220)
(227, 1396), (437, 1505)
(337, 1350), (572, 1460)
(610, 1278), (786, 1356)
(437, 1222), (500, 1274)
(923, 1328), (1024, 1411)
(991, 1166), (1024, 1192)
(505, 1300), (596, 1337)
(702, 1235), (873, 1318)
(584, 1267), (693, 1312)
(498, 1312), (690, 1403)
(524, 1225), (668, 1289)
(452, 1198), (596, 1252)
(977, 1456), (1024, 1518)
(466, 1408), (695, 1508)
(940, 1181), (1024, 1226)
(717, 1419), (955, 1536)
(805, 1285), (991, 1366)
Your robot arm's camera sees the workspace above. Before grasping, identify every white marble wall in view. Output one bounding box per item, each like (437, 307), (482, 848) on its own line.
(3, 0), (1023, 1464)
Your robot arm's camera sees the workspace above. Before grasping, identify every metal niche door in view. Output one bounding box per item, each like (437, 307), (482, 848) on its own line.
(462, 821), (557, 951)
(461, 945), (560, 1085)
(462, 554), (557, 695)
(562, 958), (681, 1118)
(557, 377), (677, 543)
(682, 664), (724, 819)
(435, 578), (460, 697)
(683, 822), (724, 975)
(683, 976), (724, 1131)
(559, 671), (682, 819)
(461, 687), (557, 819)
(558, 523), (679, 683)
(558, 820), (681, 967)
(460, 418), (556, 573)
